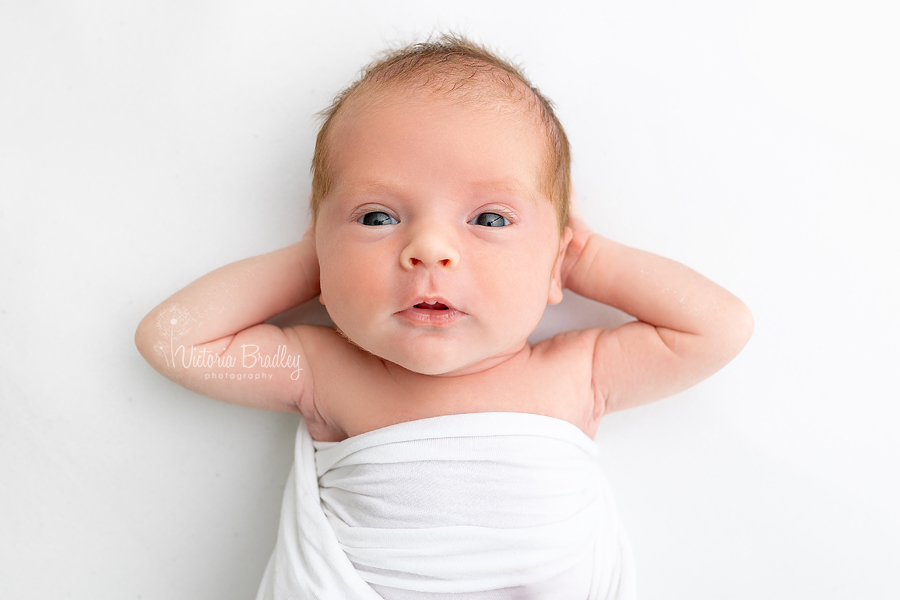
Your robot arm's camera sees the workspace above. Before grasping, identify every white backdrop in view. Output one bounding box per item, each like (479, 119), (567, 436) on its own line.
(2, 1), (898, 599)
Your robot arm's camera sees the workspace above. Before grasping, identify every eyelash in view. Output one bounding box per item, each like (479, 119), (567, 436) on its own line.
(357, 211), (397, 226)
(468, 212), (511, 227)
(354, 208), (515, 227)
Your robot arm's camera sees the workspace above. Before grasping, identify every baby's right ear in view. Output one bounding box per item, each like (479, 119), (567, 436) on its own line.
(547, 226), (574, 305)
(303, 193), (316, 241)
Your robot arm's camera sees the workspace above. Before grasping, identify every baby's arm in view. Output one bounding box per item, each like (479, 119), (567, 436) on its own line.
(134, 231), (320, 413)
(561, 214), (754, 416)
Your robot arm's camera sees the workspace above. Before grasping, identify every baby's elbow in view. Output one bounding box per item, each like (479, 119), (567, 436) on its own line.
(736, 299), (754, 343)
(722, 297), (754, 358)
(134, 312), (158, 363)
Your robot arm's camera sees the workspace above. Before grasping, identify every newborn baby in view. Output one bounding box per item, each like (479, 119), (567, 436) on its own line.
(135, 34), (753, 599)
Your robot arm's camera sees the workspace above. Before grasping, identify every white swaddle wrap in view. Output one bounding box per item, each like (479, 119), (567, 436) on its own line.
(257, 412), (635, 599)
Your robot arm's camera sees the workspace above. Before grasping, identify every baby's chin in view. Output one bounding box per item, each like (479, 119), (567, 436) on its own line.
(332, 315), (535, 377)
(392, 359), (495, 378)
(368, 338), (529, 378)
(376, 348), (478, 377)
(335, 333), (482, 377)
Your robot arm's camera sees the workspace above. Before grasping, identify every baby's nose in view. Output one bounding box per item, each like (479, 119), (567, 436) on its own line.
(400, 226), (460, 270)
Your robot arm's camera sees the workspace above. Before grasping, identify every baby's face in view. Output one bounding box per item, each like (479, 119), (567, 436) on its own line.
(315, 90), (566, 376)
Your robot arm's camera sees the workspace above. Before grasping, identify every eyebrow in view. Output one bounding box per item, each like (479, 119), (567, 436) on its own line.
(335, 181), (402, 198)
(467, 180), (526, 194)
(335, 179), (538, 204)
(466, 180), (542, 206)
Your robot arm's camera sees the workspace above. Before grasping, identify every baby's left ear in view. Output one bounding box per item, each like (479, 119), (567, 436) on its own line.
(547, 227), (573, 305)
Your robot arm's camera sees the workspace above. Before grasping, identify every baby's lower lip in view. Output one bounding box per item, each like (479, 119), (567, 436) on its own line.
(397, 306), (464, 326)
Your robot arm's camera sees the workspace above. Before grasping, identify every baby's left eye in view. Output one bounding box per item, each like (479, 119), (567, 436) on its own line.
(358, 211), (398, 226)
(469, 212), (510, 227)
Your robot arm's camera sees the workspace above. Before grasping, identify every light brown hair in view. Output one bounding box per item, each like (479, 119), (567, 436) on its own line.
(310, 33), (571, 233)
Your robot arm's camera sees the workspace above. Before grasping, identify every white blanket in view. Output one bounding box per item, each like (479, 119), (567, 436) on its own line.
(256, 412), (635, 599)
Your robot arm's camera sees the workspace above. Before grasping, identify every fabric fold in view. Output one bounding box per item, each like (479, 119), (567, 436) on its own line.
(257, 412), (635, 599)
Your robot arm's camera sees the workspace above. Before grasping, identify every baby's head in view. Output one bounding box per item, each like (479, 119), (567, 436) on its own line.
(311, 35), (575, 375)
(311, 34), (571, 235)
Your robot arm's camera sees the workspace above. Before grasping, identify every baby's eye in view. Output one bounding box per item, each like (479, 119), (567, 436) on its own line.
(469, 212), (511, 227)
(358, 211), (398, 226)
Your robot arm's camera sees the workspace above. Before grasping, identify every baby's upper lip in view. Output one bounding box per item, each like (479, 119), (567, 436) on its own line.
(407, 296), (459, 312)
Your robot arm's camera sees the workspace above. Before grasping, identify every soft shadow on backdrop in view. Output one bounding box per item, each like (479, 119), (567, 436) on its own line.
(1, 1), (898, 599)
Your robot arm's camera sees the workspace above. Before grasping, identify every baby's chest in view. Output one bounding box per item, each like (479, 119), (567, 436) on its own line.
(331, 356), (597, 439)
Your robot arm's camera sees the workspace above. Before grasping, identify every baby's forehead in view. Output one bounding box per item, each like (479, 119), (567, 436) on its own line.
(331, 79), (550, 153)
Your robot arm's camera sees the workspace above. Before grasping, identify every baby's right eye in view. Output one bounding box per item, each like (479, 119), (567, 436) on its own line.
(358, 211), (398, 226)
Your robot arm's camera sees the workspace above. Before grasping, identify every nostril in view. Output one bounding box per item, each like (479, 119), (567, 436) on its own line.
(401, 251), (455, 269)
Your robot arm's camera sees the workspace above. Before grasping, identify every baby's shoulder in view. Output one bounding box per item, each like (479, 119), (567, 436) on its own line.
(291, 323), (369, 358)
(529, 328), (600, 363)
(286, 324), (388, 439)
(518, 330), (604, 436)
(289, 324), (389, 384)
(526, 329), (601, 395)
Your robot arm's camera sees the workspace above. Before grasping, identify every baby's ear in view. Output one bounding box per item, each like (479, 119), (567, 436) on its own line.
(547, 226), (573, 305)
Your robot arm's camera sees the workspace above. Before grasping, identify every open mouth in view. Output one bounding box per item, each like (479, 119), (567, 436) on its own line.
(399, 299), (462, 326)
(414, 301), (449, 310)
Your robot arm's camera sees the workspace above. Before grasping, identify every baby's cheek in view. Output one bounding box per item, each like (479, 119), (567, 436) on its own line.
(322, 254), (388, 317)
(317, 261), (355, 316)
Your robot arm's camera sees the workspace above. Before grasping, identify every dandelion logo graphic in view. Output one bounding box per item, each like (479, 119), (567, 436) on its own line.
(154, 304), (196, 368)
